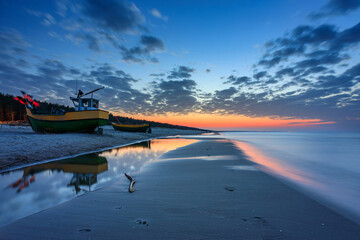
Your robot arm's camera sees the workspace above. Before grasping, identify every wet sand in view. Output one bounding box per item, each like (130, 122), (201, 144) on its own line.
(0, 139), (359, 239)
(0, 125), (205, 171)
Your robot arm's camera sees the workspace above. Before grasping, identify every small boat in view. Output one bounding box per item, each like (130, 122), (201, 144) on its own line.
(24, 87), (109, 133)
(111, 122), (151, 133)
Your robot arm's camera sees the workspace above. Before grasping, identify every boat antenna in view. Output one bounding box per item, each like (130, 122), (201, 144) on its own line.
(75, 80), (78, 95)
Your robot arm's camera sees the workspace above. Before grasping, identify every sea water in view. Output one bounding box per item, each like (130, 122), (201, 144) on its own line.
(214, 132), (360, 224)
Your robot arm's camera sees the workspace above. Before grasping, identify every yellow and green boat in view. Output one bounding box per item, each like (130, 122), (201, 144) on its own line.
(111, 122), (150, 133)
(26, 88), (109, 133)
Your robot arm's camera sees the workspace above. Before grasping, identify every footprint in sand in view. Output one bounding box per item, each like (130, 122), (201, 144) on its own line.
(224, 187), (235, 191)
(248, 216), (284, 240)
(135, 219), (149, 227)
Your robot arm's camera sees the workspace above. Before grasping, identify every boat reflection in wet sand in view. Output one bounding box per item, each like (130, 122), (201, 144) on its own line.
(8, 154), (108, 194)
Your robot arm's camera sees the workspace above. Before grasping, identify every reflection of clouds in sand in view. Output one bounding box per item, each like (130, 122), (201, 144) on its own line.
(0, 138), (199, 227)
(0, 170), (74, 226)
(159, 155), (236, 162)
(99, 139), (199, 175)
(226, 165), (259, 171)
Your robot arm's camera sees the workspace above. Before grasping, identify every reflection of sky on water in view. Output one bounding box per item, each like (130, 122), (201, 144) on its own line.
(199, 132), (360, 224)
(0, 138), (198, 227)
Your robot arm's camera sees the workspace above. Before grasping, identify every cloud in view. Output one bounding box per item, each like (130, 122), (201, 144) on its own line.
(64, 33), (101, 52)
(151, 79), (199, 113)
(214, 87), (237, 100)
(0, 56), (155, 114)
(26, 0), (166, 64)
(256, 22), (360, 78)
(115, 35), (165, 63)
(258, 24), (341, 68)
(258, 56), (282, 68)
(38, 59), (68, 78)
(167, 66), (194, 79)
(316, 63), (360, 89)
(224, 75), (251, 85)
(140, 35), (165, 51)
(82, 0), (145, 33)
(27, 9), (57, 26)
(150, 8), (168, 21)
(309, 0), (360, 19)
(149, 73), (165, 77)
(80, 33), (101, 52)
(87, 63), (137, 91)
(0, 29), (31, 50)
(253, 71), (267, 80)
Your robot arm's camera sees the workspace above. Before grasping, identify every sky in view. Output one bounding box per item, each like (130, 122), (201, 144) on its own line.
(0, 0), (359, 131)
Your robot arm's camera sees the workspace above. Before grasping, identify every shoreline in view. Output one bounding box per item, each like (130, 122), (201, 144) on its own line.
(1, 139), (359, 239)
(0, 137), (158, 173)
(0, 125), (207, 172)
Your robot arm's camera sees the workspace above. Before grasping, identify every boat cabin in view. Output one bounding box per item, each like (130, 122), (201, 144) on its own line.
(70, 97), (99, 111)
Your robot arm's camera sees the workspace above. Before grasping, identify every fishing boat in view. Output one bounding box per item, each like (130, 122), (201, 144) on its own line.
(24, 87), (109, 133)
(111, 122), (151, 133)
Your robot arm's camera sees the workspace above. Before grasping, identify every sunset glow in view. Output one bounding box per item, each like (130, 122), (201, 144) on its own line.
(120, 112), (336, 130)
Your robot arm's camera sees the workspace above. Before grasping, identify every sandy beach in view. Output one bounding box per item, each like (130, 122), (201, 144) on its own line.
(0, 125), (206, 171)
(0, 138), (359, 239)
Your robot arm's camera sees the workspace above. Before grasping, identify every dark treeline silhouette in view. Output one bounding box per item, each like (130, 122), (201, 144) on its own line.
(0, 93), (26, 121)
(109, 114), (206, 131)
(0, 92), (207, 131)
(0, 92), (74, 121)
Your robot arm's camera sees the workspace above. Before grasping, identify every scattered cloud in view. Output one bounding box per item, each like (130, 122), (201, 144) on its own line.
(167, 66), (194, 79)
(309, 0), (360, 19)
(150, 8), (168, 21)
(117, 35), (165, 63)
(224, 75), (251, 85)
(82, 0), (145, 34)
(256, 22), (360, 77)
(151, 79), (199, 113)
(140, 35), (165, 51)
(26, 0), (166, 64)
(253, 71), (267, 80)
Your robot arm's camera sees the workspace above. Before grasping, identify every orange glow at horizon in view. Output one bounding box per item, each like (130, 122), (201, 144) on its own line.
(110, 112), (335, 130)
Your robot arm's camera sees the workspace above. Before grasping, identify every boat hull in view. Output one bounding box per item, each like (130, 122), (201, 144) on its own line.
(111, 122), (150, 133)
(26, 108), (109, 133)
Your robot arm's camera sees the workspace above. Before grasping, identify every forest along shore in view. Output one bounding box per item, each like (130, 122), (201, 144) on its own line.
(0, 125), (207, 171)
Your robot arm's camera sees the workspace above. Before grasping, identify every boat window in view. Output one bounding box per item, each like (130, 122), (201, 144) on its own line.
(92, 100), (99, 108)
(72, 99), (79, 107)
(82, 99), (89, 107)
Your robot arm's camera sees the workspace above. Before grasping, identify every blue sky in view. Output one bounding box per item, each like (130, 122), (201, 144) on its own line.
(0, 0), (360, 130)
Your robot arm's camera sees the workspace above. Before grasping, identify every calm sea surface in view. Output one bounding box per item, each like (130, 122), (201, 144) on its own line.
(211, 132), (360, 224)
